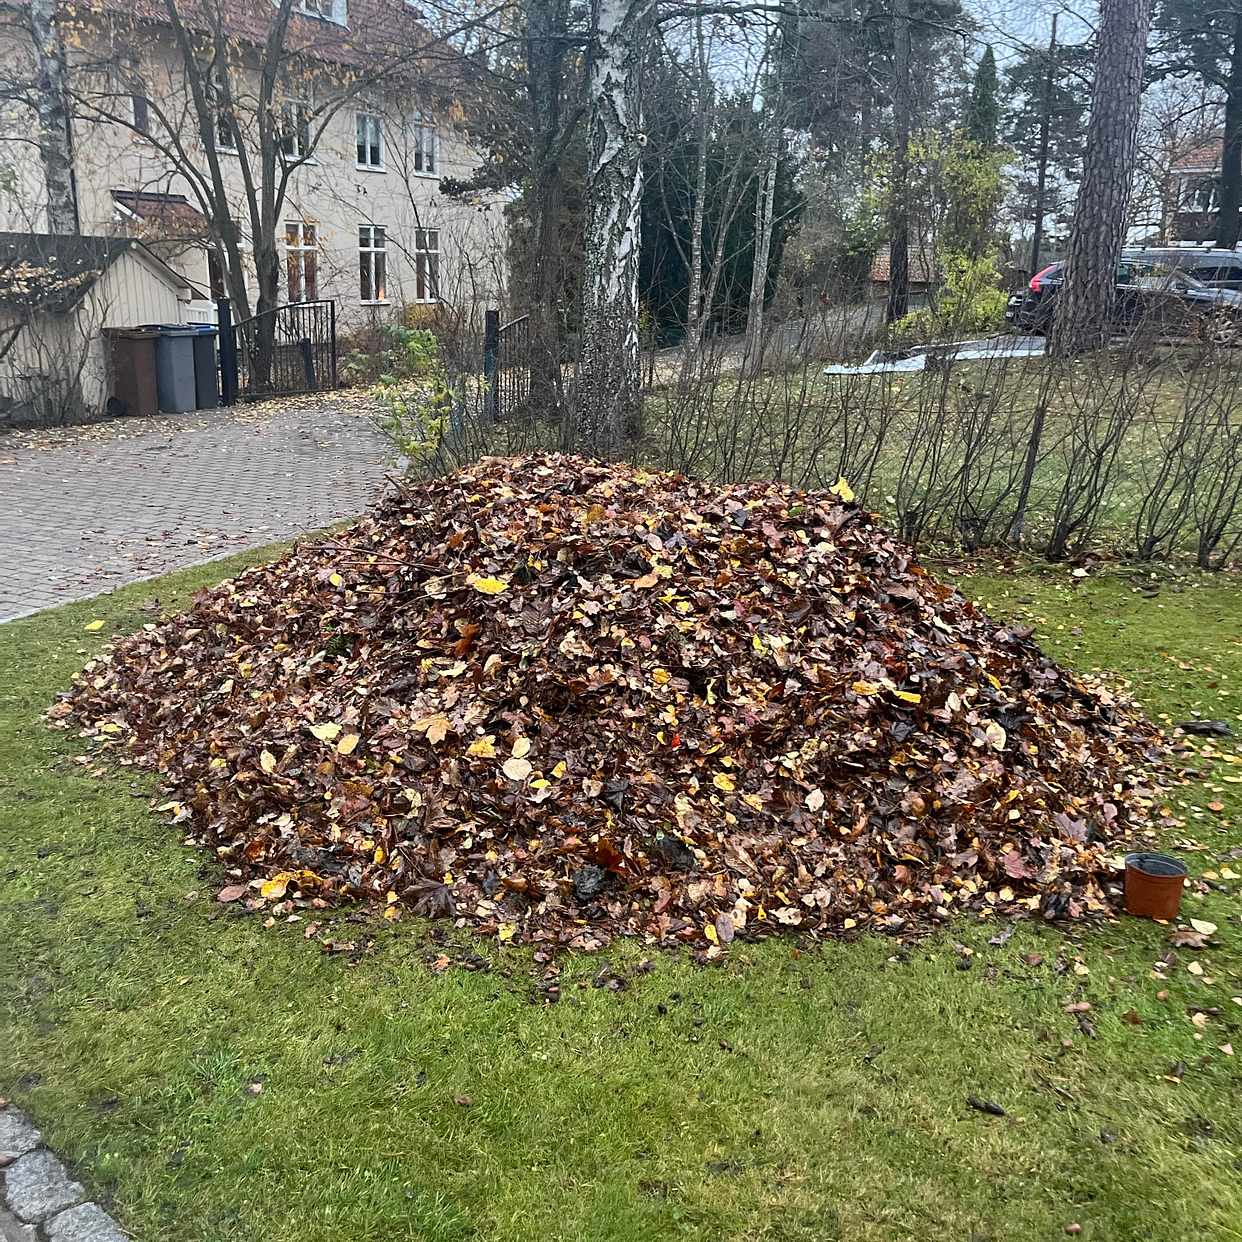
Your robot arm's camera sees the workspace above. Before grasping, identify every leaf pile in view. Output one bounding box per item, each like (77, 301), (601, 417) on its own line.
(55, 454), (1165, 951)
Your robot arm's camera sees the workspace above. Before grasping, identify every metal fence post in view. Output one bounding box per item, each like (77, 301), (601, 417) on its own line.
(217, 297), (238, 406)
(483, 308), (499, 421)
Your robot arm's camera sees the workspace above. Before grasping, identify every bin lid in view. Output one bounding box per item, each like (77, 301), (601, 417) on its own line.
(139, 324), (200, 336)
(104, 326), (160, 338)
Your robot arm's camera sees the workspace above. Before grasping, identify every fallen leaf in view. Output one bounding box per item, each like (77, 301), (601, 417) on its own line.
(259, 749), (277, 774)
(467, 735), (497, 758)
(336, 733), (360, 755)
(216, 884), (247, 903)
(829, 475), (856, 503)
(308, 722), (342, 742)
(502, 757), (532, 782)
(84, 620), (105, 632)
(511, 737), (532, 759)
(1189, 919), (1218, 936)
(469, 575), (509, 595)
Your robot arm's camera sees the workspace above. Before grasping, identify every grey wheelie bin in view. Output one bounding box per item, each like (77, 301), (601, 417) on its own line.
(143, 324), (197, 413)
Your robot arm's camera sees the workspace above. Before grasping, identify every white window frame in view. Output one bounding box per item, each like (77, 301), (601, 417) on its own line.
(413, 227), (440, 303)
(296, 0), (347, 24)
(356, 111), (384, 170)
(285, 220), (319, 303)
(413, 116), (437, 176)
(358, 224), (388, 304)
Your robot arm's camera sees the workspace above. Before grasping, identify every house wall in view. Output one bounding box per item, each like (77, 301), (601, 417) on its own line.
(0, 9), (508, 334)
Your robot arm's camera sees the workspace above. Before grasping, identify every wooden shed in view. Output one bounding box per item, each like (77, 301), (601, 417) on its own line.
(0, 232), (198, 426)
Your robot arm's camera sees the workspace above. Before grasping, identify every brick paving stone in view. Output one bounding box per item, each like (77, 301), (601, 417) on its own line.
(0, 1113), (41, 1164)
(3, 1151), (83, 1223)
(45, 1202), (129, 1242)
(0, 396), (396, 622)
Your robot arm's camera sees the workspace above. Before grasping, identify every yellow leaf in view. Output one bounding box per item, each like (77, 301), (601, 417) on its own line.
(551, 760), (567, 779)
(851, 680), (880, 696)
(383, 905), (400, 921)
(984, 721), (1007, 751)
(498, 922), (516, 942)
(893, 690), (921, 704)
(704, 923), (719, 944)
(260, 873), (291, 901)
(374, 845), (385, 865)
(308, 722), (342, 742)
(530, 778), (550, 790)
(386, 890), (399, 904)
(467, 735), (498, 758)
(713, 772), (736, 792)
(652, 668), (671, 686)
(259, 749), (277, 774)
(337, 733), (361, 755)
(469, 575), (509, 595)
(84, 619), (105, 632)
(502, 757), (532, 782)
(209, 757), (227, 769)
(511, 736), (532, 759)
(328, 572), (343, 587)
(829, 475), (856, 503)
(414, 713), (451, 745)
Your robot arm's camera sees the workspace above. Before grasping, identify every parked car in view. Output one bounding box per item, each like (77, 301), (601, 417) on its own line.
(1006, 255), (1242, 342)
(1131, 248), (1242, 291)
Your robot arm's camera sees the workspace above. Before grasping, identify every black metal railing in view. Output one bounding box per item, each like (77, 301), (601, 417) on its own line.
(226, 299), (337, 401)
(483, 310), (530, 421)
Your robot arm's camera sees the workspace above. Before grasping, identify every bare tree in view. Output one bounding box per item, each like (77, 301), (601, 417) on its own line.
(886, 0), (912, 324)
(1050, 0), (1154, 356)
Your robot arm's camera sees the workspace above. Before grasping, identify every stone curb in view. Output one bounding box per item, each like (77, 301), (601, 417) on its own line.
(0, 1110), (128, 1242)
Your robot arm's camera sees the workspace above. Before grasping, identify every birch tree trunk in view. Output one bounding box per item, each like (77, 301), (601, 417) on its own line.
(574, 0), (654, 456)
(1050, 0), (1153, 357)
(886, 0), (912, 325)
(28, 0), (78, 234)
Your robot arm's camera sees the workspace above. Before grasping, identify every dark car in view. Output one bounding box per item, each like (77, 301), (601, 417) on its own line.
(1006, 256), (1242, 342)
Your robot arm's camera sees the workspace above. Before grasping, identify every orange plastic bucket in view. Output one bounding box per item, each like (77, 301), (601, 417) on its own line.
(1123, 852), (1187, 920)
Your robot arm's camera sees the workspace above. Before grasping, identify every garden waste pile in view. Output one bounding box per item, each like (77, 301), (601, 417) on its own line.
(56, 455), (1165, 950)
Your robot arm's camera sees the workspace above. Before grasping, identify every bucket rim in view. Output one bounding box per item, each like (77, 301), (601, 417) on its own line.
(1124, 851), (1188, 878)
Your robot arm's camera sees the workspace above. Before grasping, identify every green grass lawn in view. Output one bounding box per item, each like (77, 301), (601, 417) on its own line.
(1, 550), (1240, 1241)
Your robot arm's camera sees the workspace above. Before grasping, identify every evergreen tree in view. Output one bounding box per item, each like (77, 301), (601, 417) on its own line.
(966, 45), (999, 147)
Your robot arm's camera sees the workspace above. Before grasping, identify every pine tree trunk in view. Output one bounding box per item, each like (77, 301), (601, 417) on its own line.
(1215, 12), (1242, 251)
(886, 0), (912, 324)
(1029, 14), (1057, 274)
(1050, 0), (1153, 357)
(574, 0), (653, 456)
(28, 0), (78, 234)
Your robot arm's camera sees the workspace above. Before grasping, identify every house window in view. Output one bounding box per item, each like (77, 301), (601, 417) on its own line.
(279, 100), (311, 160)
(358, 225), (387, 303)
(285, 221), (318, 302)
(298, 0), (346, 21)
(1181, 175), (1219, 213)
(413, 117), (437, 175)
(356, 112), (383, 168)
(413, 227), (439, 302)
(131, 87), (150, 135)
(212, 75), (237, 151)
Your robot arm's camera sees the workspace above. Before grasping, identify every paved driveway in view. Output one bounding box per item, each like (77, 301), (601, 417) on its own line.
(0, 395), (396, 622)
